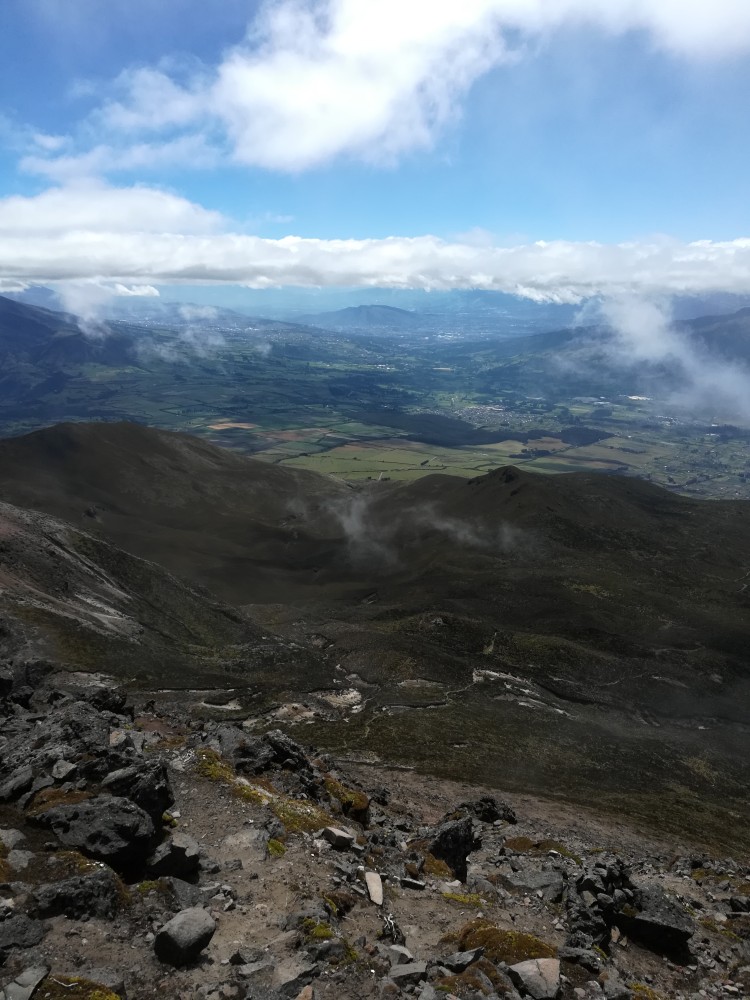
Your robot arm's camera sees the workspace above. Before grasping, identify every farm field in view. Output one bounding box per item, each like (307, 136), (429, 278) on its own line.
(1, 304), (749, 498)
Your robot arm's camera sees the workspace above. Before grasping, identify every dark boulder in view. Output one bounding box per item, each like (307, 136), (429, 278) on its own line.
(457, 796), (517, 824)
(31, 794), (156, 873)
(31, 867), (123, 920)
(0, 915), (46, 959)
(428, 816), (481, 882)
(265, 730), (311, 770)
(101, 760), (174, 824)
(617, 884), (694, 952)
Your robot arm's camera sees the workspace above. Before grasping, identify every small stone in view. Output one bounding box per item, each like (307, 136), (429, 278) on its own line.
(401, 877), (426, 891)
(52, 760), (77, 781)
(0, 829), (26, 850)
(388, 945), (414, 966)
(442, 947), (484, 972)
(7, 850), (34, 871)
(154, 907), (216, 966)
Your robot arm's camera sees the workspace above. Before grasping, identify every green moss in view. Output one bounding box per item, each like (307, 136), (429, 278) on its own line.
(268, 838), (286, 857)
(442, 892), (484, 907)
(338, 937), (359, 965)
(446, 919), (556, 965)
(135, 879), (169, 896)
(194, 747), (234, 782)
(422, 851), (453, 878)
(194, 746), (334, 835)
(272, 798), (335, 835)
(36, 976), (120, 1000)
(302, 918), (334, 940)
(628, 985), (665, 1000)
(504, 835), (535, 851)
(324, 776), (370, 822)
(322, 890), (357, 918)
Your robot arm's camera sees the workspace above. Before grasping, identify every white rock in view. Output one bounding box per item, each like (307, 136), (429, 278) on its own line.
(508, 958), (561, 1000)
(365, 870), (383, 906)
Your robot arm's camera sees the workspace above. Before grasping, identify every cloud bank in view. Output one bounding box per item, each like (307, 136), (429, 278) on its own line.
(23, 0), (750, 176)
(2, 184), (750, 301)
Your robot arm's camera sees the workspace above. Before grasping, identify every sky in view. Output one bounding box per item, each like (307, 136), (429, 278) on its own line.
(2, 0), (750, 308)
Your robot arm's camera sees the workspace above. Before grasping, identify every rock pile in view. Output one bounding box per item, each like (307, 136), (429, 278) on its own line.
(0, 666), (748, 1000)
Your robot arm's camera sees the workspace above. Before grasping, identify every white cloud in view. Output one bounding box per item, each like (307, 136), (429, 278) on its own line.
(25, 0), (750, 175)
(21, 134), (219, 182)
(51, 279), (161, 335)
(587, 296), (750, 423)
(2, 185), (750, 301)
(31, 132), (67, 152)
(0, 183), (225, 234)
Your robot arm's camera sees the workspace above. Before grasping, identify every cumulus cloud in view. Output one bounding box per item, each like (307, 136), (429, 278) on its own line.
(0, 183), (224, 235)
(24, 0), (750, 175)
(2, 185), (750, 301)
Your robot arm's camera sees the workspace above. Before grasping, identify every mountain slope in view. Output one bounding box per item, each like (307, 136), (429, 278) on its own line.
(0, 421), (748, 848)
(0, 420), (354, 602)
(0, 498), (320, 689)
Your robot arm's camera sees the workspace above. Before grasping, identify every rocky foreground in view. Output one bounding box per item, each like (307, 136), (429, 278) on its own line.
(0, 663), (749, 1000)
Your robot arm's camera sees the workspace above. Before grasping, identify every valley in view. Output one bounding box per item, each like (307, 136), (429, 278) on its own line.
(1, 296), (749, 499)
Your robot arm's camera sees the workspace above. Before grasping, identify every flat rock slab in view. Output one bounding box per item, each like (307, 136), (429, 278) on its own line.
(321, 826), (355, 850)
(508, 958), (561, 999)
(0, 964), (49, 1000)
(154, 906), (216, 966)
(500, 869), (565, 902)
(389, 962), (427, 986)
(365, 870), (383, 905)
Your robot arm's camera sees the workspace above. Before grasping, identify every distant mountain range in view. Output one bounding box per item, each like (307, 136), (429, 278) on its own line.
(296, 304), (421, 330)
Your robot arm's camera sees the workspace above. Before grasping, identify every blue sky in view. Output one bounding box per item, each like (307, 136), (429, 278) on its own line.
(2, 0), (750, 306)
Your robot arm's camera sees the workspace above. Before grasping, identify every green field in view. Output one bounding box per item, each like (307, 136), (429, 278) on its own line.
(2, 317), (749, 498)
